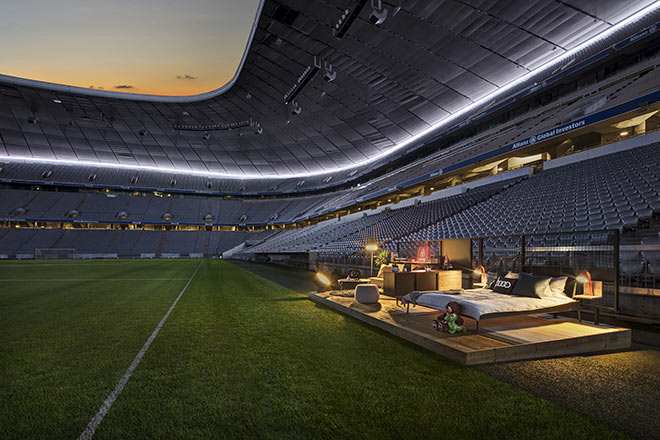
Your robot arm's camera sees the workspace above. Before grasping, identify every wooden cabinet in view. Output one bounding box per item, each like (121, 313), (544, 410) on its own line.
(415, 271), (437, 291)
(383, 272), (416, 297)
(383, 270), (462, 297)
(437, 270), (462, 290)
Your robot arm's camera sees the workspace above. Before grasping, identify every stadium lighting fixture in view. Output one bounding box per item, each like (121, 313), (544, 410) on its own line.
(1, 3), (659, 179)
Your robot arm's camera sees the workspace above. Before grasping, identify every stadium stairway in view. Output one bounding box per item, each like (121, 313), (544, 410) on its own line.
(156, 231), (167, 256)
(104, 231), (120, 254)
(49, 230), (67, 249)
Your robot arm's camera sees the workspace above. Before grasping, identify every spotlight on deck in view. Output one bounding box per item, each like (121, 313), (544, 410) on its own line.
(315, 272), (332, 291)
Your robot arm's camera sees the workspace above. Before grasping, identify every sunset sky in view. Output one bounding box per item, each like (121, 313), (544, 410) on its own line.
(0, 0), (261, 96)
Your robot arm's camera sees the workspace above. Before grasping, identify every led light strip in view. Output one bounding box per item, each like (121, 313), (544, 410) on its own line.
(1, 1), (660, 180)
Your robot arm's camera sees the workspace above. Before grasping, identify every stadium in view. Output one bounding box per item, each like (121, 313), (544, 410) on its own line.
(1, 1), (660, 438)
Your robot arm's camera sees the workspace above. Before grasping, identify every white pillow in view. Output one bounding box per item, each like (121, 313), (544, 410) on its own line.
(544, 276), (568, 298)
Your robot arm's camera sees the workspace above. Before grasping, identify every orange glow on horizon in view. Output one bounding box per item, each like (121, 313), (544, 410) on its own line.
(0, 0), (261, 96)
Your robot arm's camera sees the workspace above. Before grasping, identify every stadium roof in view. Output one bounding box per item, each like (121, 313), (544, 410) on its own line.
(1, 0), (660, 180)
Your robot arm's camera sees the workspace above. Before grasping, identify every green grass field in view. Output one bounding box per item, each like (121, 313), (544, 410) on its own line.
(0, 259), (627, 439)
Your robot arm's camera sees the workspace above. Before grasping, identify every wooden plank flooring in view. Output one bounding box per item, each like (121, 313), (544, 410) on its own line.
(310, 291), (632, 365)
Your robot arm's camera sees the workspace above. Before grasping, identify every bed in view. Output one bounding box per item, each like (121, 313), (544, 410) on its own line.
(402, 288), (577, 332)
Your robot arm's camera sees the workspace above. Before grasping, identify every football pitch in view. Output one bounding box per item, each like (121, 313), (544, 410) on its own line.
(0, 259), (625, 439)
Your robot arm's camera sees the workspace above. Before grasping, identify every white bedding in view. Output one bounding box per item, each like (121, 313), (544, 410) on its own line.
(403, 288), (575, 320)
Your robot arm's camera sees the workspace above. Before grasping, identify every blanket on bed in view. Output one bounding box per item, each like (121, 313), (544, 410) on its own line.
(402, 289), (463, 306)
(402, 288), (575, 320)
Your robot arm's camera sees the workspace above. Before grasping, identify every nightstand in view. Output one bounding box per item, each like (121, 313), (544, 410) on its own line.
(573, 293), (602, 325)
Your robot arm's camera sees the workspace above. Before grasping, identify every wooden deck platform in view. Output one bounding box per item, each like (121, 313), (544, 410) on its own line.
(310, 291), (632, 365)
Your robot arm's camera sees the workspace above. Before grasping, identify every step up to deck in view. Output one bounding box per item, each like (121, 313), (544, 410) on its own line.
(309, 292), (631, 365)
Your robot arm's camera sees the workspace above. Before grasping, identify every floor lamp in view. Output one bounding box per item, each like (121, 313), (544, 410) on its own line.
(365, 242), (379, 277)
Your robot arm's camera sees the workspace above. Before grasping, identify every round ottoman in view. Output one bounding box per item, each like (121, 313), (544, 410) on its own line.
(354, 284), (379, 304)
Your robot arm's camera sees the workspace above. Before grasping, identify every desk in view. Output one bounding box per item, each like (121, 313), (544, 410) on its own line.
(383, 272), (416, 297)
(383, 270), (462, 298)
(436, 270), (462, 291)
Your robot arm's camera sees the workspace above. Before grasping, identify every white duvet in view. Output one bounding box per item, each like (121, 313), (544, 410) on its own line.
(403, 288), (575, 320)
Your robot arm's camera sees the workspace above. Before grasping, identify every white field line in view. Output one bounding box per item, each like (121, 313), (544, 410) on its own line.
(77, 260), (203, 440)
(1, 278), (191, 281)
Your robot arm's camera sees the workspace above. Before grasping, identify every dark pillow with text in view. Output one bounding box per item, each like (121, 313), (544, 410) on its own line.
(492, 277), (517, 295)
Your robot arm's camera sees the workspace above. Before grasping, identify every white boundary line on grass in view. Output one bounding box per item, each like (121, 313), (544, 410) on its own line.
(77, 260), (203, 440)
(1, 278), (191, 281)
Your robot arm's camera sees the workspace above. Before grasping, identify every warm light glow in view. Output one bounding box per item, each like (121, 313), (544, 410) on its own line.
(575, 270), (593, 296)
(365, 243), (379, 252)
(619, 131), (629, 136)
(474, 265), (487, 284)
(315, 272), (331, 287)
